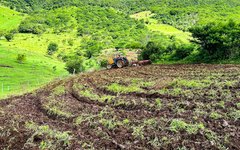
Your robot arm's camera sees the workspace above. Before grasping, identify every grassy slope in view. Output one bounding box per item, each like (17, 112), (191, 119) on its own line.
(0, 32), (81, 55)
(0, 46), (68, 99)
(0, 6), (23, 31)
(0, 7), (69, 99)
(130, 11), (191, 43)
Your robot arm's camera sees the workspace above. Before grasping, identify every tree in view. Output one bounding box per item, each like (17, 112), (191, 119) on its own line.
(65, 56), (85, 74)
(47, 42), (58, 55)
(5, 33), (14, 42)
(140, 41), (161, 61)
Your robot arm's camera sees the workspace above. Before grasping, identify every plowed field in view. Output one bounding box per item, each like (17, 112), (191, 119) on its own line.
(0, 64), (240, 149)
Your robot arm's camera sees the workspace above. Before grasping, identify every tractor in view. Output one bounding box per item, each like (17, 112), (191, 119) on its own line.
(107, 54), (151, 69)
(107, 55), (129, 69)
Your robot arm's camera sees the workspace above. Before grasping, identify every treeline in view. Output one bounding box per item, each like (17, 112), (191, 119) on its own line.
(2, 0), (240, 13)
(18, 6), (148, 48)
(2, 0), (240, 30)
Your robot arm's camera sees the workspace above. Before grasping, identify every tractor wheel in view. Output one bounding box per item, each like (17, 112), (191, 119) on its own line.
(116, 60), (124, 68)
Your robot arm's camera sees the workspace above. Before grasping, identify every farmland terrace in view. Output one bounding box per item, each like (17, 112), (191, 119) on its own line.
(0, 64), (240, 149)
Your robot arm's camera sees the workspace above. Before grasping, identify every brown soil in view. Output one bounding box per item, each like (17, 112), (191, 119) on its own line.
(0, 64), (240, 150)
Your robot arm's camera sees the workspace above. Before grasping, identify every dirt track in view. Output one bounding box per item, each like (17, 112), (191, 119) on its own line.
(0, 64), (240, 149)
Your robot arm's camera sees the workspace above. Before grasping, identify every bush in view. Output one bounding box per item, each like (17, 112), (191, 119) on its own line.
(17, 54), (26, 64)
(171, 44), (195, 60)
(18, 22), (45, 34)
(100, 59), (108, 68)
(190, 20), (240, 60)
(47, 42), (58, 55)
(5, 33), (14, 41)
(140, 41), (166, 62)
(65, 56), (85, 74)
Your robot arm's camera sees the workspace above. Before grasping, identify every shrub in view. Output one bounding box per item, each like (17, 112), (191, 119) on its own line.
(16, 54), (26, 64)
(100, 59), (108, 68)
(47, 42), (58, 55)
(140, 41), (161, 61)
(5, 33), (14, 41)
(171, 44), (195, 60)
(18, 22), (45, 34)
(65, 56), (85, 74)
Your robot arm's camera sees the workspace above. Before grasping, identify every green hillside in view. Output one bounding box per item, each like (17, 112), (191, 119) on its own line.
(0, 46), (68, 99)
(0, 6), (23, 31)
(130, 11), (192, 43)
(2, 0), (240, 29)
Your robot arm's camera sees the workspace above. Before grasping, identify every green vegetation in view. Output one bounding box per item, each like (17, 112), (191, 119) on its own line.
(16, 54), (26, 64)
(52, 86), (66, 96)
(229, 110), (240, 121)
(170, 79), (209, 89)
(0, 0), (240, 97)
(4, 33), (14, 41)
(155, 98), (162, 109)
(0, 46), (68, 99)
(0, 6), (23, 31)
(130, 11), (192, 43)
(190, 20), (240, 61)
(1, 0), (240, 149)
(47, 42), (58, 55)
(73, 84), (115, 103)
(1, 64), (240, 149)
(132, 126), (145, 139)
(107, 83), (142, 94)
(25, 122), (72, 149)
(170, 119), (205, 134)
(209, 112), (223, 120)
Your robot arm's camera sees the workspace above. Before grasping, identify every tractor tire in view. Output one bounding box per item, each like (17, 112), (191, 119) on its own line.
(116, 60), (124, 68)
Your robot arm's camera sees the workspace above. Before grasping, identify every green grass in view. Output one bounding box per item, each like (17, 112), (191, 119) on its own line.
(0, 6), (24, 31)
(0, 32), (81, 55)
(0, 7), (73, 99)
(130, 11), (191, 43)
(0, 46), (68, 99)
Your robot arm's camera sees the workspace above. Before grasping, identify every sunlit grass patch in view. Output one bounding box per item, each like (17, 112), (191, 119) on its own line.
(107, 83), (143, 93)
(52, 85), (66, 96)
(170, 119), (204, 134)
(170, 78), (210, 89)
(0, 6), (24, 31)
(0, 46), (68, 99)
